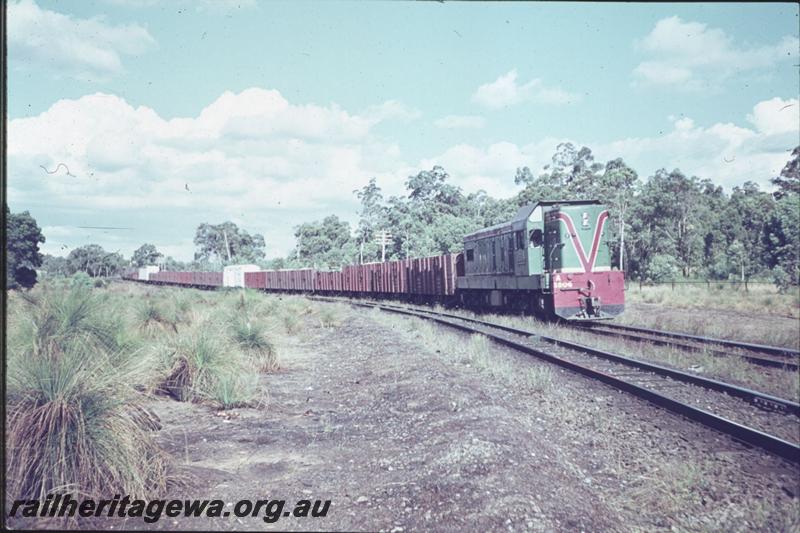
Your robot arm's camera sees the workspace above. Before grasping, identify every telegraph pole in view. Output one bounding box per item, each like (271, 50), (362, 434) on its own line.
(222, 229), (232, 262)
(374, 230), (392, 262)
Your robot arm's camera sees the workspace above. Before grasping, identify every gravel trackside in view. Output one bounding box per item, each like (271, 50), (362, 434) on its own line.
(120, 304), (798, 532)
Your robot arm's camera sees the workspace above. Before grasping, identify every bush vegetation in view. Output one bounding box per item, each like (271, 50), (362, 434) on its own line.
(5, 281), (335, 518)
(6, 286), (168, 501)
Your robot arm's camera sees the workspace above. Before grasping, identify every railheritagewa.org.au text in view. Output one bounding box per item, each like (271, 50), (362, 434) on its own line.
(9, 494), (331, 523)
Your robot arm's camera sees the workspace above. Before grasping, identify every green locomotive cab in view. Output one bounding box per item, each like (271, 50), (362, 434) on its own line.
(457, 200), (625, 319)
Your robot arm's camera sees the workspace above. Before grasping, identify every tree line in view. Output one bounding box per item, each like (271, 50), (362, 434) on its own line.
(6, 144), (799, 290)
(278, 143), (799, 289)
(7, 217), (269, 288)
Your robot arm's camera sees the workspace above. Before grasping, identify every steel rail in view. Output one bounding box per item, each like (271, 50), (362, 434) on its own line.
(572, 325), (799, 371)
(582, 322), (800, 359)
(372, 302), (800, 416)
(351, 300), (800, 464)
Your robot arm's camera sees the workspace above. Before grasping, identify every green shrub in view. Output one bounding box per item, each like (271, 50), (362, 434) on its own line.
(70, 271), (93, 289)
(645, 255), (680, 282)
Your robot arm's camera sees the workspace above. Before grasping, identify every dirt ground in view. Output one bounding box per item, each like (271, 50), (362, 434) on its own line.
(120, 304), (798, 532)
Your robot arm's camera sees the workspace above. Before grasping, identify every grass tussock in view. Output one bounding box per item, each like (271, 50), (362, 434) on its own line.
(212, 372), (260, 410)
(315, 303), (347, 328)
(230, 316), (279, 372)
(134, 298), (178, 335)
(6, 286), (168, 502)
(161, 330), (235, 402)
(6, 281), (324, 509)
(280, 312), (302, 334)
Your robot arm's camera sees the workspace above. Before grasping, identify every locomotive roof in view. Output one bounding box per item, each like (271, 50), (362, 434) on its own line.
(464, 200), (602, 241)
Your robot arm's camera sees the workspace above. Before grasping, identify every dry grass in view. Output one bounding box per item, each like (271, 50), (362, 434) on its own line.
(619, 303), (799, 349)
(363, 302), (798, 402)
(627, 283), (800, 318)
(368, 307), (553, 394)
(487, 313), (800, 402)
(315, 303), (348, 328)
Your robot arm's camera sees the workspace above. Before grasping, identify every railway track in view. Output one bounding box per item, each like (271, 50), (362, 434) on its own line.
(574, 322), (800, 371)
(318, 297), (800, 465)
(575, 324), (800, 372)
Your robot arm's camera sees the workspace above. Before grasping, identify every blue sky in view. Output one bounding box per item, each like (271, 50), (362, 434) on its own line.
(7, 1), (800, 261)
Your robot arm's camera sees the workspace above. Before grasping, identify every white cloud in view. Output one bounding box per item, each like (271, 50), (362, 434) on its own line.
(419, 138), (567, 199)
(747, 97), (799, 135)
(472, 69), (579, 109)
(594, 97), (799, 189)
(433, 115), (486, 129)
(363, 100), (422, 124)
(634, 16), (799, 90)
(8, 0), (156, 79)
(10, 87), (796, 261)
(8, 89), (418, 259)
(418, 96), (798, 202)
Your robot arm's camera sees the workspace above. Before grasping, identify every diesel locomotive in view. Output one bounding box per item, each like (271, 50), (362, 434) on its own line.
(124, 200), (625, 321)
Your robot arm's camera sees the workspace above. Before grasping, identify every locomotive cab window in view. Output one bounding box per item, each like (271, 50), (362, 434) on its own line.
(529, 229), (543, 248)
(515, 231), (524, 250)
(466, 249), (474, 261)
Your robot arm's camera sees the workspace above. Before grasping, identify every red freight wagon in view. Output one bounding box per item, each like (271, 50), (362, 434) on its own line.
(361, 263), (375, 293)
(400, 259), (412, 293)
(358, 264), (371, 293)
(302, 269), (315, 291)
(341, 266), (352, 292)
(407, 254), (458, 295)
(245, 271), (265, 289)
(342, 266), (352, 292)
(322, 270), (343, 292)
(377, 263), (388, 293)
(267, 271), (280, 290)
(373, 263), (382, 293)
(314, 271), (325, 291)
(279, 271), (289, 290)
(316, 271), (333, 291)
(332, 271), (344, 291)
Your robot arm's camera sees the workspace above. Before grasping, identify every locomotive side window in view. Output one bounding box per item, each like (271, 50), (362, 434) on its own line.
(529, 229), (543, 248)
(466, 249), (474, 261)
(516, 230), (524, 250)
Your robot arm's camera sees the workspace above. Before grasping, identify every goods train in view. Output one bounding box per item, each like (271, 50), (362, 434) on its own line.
(123, 200), (625, 320)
